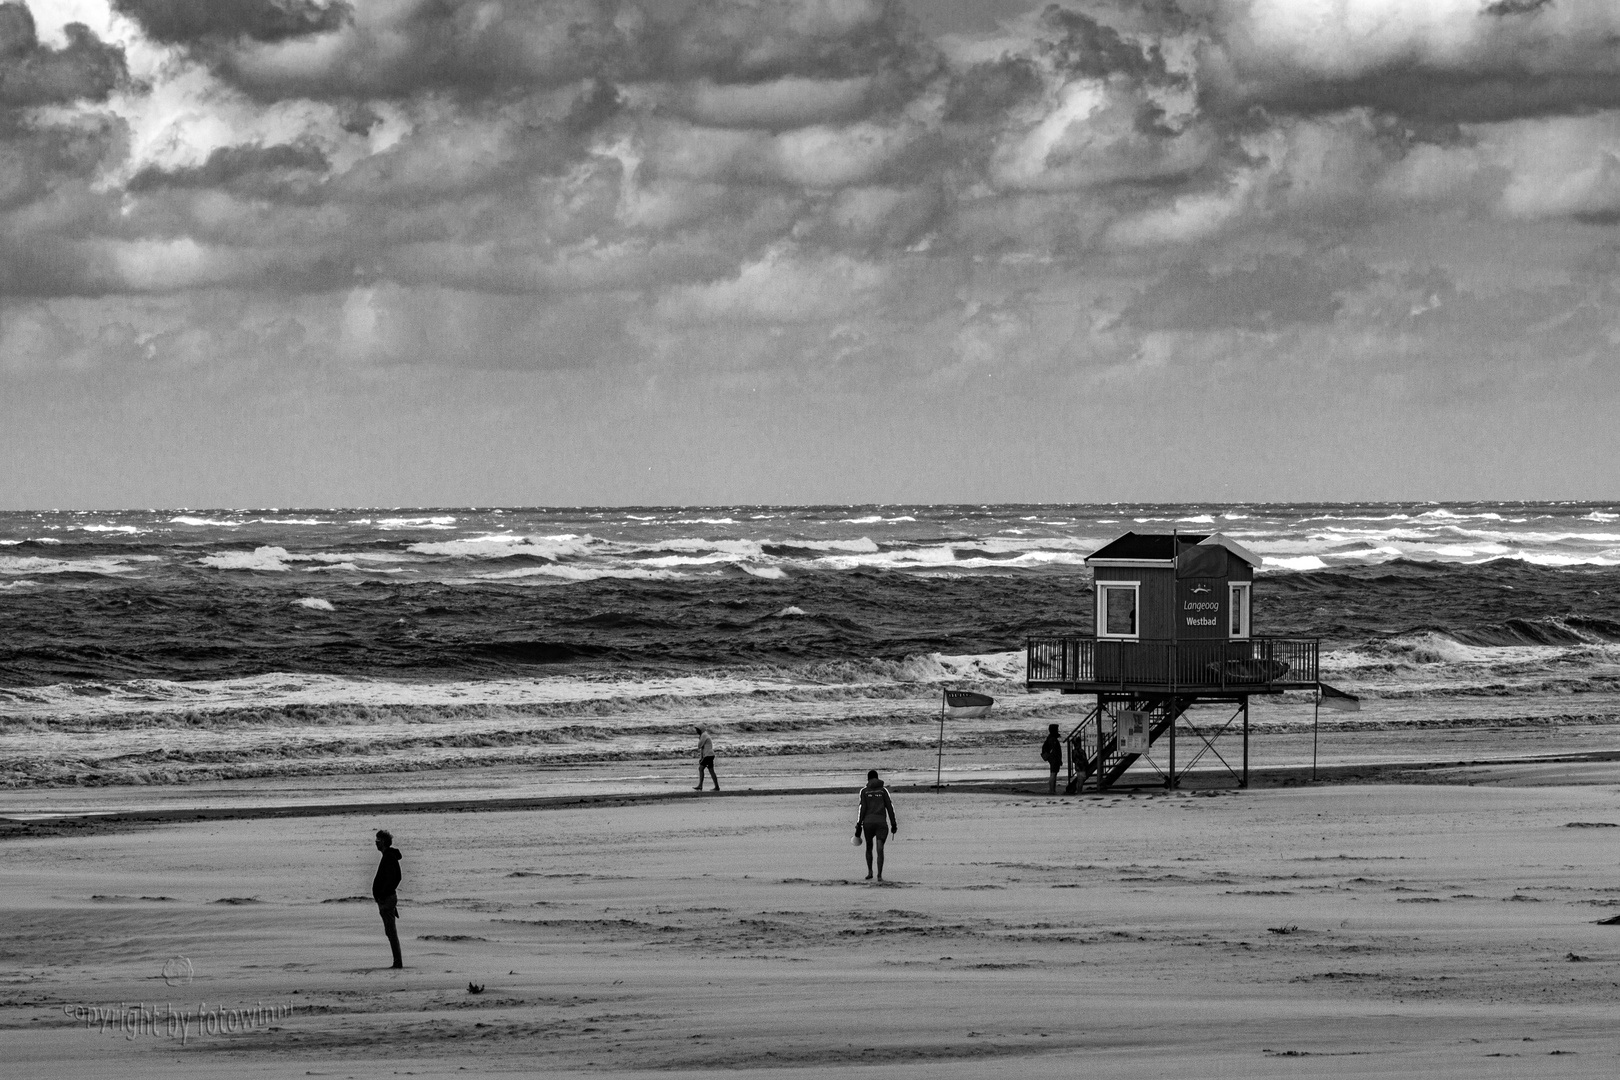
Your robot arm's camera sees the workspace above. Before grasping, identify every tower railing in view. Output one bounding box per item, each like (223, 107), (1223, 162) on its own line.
(1027, 637), (1319, 691)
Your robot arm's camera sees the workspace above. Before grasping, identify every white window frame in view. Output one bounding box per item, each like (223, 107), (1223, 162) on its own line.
(1097, 581), (1141, 640)
(1228, 582), (1251, 640)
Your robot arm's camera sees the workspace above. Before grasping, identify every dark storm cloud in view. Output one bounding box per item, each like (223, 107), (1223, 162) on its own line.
(943, 55), (1041, 123)
(126, 0), (934, 102)
(10, 0), (1620, 365)
(0, 2), (124, 106)
(1225, 69), (1620, 125)
(1481, 0), (1553, 16)
(0, 112), (124, 210)
(127, 142), (330, 196)
(1036, 5), (1171, 83)
(1201, 0), (1620, 123)
(109, 0), (352, 45)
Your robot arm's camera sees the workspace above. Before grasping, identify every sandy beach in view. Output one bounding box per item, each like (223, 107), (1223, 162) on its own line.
(6, 763), (1620, 1078)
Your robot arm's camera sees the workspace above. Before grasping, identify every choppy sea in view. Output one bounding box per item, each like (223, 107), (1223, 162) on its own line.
(3, 503), (1619, 788)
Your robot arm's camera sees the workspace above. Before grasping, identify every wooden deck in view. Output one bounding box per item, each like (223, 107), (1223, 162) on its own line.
(1026, 637), (1320, 695)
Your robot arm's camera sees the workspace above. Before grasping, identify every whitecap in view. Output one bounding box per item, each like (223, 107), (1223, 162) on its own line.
(1263, 555), (1327, 571)
(295, 597), (335, 611)
(742, 566), (787, 579)
(1511, 552), (1620, 567)
(477, 565), (684, 582)
(374, 516), (457, 529)
(638, 552), (752, 568)
(170, 516), (239, 527)
(790, 538), (879, 553)
(0, 555), (142, 576)
(199, 547), (292, 572)
(409, 534), (595, 560)
(771, 605), (807, 617)
(654, 538), (766, 556)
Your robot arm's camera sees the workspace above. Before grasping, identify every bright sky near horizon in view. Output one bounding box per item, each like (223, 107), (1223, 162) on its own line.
(2, 0), (1618, 509)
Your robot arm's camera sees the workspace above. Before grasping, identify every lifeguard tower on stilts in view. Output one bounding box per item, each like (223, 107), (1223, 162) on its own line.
(1026, 532), (1321, 792)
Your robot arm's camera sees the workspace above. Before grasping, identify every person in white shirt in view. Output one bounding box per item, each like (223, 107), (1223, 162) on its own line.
(694, 727), (718, 791)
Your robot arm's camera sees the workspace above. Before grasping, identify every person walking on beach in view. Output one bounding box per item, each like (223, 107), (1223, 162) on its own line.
(372, 829), (403, 969)
(695, 726), (719, 791)
(856, 770), (899, 881)
(1041, 723), (1064, 795)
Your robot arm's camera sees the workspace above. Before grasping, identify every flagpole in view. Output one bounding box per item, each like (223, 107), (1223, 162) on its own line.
(934, 693), (945, 792)
(1312, 685), (1320, 782)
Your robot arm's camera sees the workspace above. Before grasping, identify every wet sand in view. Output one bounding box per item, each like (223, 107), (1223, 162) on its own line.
(6, 772), (1620, 1078)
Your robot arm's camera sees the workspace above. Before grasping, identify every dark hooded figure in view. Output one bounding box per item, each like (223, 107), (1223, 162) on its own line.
(1041, 724), (1064, 795)
(373, 829), (403, 968)
(855, 770), (899, 881)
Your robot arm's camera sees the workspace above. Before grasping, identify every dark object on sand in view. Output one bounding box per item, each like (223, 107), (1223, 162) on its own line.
(1041, 724), (1062, 794)
(468, 982), (485, 994)
(695, 727), (719, 791)
(1564, 821), (1619, 828)
(1267, 925), (1299, 935)
(857, 771), (898, 881)
(1594, 915), (1620, 925)
(373, 830), (404, 969)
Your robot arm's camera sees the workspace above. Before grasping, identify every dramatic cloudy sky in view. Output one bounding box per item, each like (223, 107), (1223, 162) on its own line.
(3, 0), (1619, 507)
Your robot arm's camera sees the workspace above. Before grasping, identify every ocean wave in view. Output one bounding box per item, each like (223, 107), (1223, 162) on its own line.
(761, 537), (880, 554)
(407, 534), (595, 560)
(198, 546), (417, 573)
(337, 515), (456, 530)
(294, 597), (335, 611)
(197, 546), (294, 572)
(0, 555), (146, 576)
(170, 516), (239, 527)
(474, 564), (688, 582)
(1263, 555), (1328, 571)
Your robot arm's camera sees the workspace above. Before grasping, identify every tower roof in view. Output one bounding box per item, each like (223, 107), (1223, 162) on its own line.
(1085, 531), (1262, 568)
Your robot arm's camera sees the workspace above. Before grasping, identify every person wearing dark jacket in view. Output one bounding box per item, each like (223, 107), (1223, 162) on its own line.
(1041, 724), (1064, 795)
(855, 770), (898, 881)
(372, 830), (403, 968)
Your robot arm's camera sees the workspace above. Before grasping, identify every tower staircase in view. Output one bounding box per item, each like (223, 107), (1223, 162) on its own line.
(1063, 695), (1194, 792)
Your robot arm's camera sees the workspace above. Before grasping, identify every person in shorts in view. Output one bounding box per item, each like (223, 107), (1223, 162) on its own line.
(855, 770), (898, 881)
(695, 727), (719, 791)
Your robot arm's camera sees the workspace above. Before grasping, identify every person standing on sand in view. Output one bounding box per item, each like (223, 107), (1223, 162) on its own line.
(855, 770), (899, 881)
(1041, 724), (1064, 795)
(695, 726), (719, 791)
(372, 829), (403, 969)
